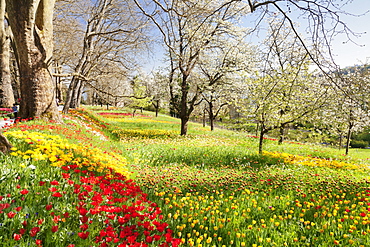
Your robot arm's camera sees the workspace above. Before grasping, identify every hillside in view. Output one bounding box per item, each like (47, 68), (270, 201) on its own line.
(0, 107), (369, 246)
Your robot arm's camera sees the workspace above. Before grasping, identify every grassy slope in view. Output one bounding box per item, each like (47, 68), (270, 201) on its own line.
(4, 106), (368, 246)
(76, 107), (370, 246)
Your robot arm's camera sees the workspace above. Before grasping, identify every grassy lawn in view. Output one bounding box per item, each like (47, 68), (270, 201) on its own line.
(0, 107), (369, 246)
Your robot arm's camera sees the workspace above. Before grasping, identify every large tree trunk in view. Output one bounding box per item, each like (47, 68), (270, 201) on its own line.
(0, 132), (12, 153)
(6, 0), (60, 121)
(180, 116), (189, 136)
(0, 0), (14, 107)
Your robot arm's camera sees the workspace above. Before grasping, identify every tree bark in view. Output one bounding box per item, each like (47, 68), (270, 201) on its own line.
(259, 126), (265, 155)
(0, 0), (14, 107)
(338, 132), (343, 150)
(75, 80), (85, 107)
(6, 0), (60, 121)
(345, 122), (353, 156)
(179, 74), (189, 136)
(203, 107), (206, 128)
(278, 124), (286, 144)
(0, 132), (12, 153)
(209, 101), (214, 131)
(152, 99), (159, 117)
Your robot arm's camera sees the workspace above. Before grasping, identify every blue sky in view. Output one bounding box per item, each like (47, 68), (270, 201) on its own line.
(328, 0), (370, 67)
(143, 1), (370, 72)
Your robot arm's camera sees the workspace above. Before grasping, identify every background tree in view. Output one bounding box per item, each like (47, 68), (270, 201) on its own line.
(134, 0), (359, 135)
(129, 75), (152, 117)
(55, 0), (150, 113)
(197, 38), (254, 130)
(5, 0), (60, 120)
(0, 0), (14, 107)
(322, 66), (370, 155)
(133, 0), (249, 135)
(147, 70), (171, 117)
(235, 18), (332, 154)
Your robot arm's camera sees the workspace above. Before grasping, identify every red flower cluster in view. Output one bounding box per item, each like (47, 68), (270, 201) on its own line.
(1, 160), (180, 246)
(59, 164), (181, 246)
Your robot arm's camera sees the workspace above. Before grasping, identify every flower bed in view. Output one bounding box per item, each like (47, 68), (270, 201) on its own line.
(0, 129), (180, 246)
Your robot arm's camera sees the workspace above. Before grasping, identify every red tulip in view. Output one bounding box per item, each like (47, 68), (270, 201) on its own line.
(7, 211), (16, 218)
(51, 225), (59, 233)
(50, 180), (59, 185)
(20, 189), (29, 195)
(13, 233), (22, 241)
(30, 227), (40, 237)
(78, 231), (89, 239)
(52, 192), (63, 197)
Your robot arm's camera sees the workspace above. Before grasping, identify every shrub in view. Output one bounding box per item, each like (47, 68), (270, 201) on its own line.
(350, 139), (369, 148)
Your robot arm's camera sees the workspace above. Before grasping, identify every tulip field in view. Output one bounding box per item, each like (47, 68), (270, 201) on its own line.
(0, 107), (369, 246)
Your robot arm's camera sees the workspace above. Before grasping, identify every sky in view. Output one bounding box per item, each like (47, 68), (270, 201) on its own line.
(328, 0), (370, 68)
(143, 0), (370, 73)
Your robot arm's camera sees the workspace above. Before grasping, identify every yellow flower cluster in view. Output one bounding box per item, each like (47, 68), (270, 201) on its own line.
(113, 118), (175, 124)
(112, 128), (178, 139)
(4, 130), (129, 177)
(263, 151), (368, 171)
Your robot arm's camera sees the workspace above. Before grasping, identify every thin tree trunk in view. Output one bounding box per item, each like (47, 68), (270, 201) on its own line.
(180, 76), (189, 135)
(338, 133), (343, 150)
(54, 61), (62, 103)
(70, 79), (82, 108)
(209, 101), (214, 131)
(259, 127), (265, 155)
(62, 76), (78, 113)
(203, 107), (206, 127)
(345, 123), (353, 156)
(278, 124), (285, 144)
(75, 81), (85, 107)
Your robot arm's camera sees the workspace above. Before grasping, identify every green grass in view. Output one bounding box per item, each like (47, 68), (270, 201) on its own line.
(6, 106), (367, 246)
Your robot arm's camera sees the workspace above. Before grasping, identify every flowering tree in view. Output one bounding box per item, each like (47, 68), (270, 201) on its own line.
(321, 66), (370, 154)
(235, 18), (332, 154)
(197, 38), (255, 130)
(129, 75), (153, 117)
(133, 0), (249, 135)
